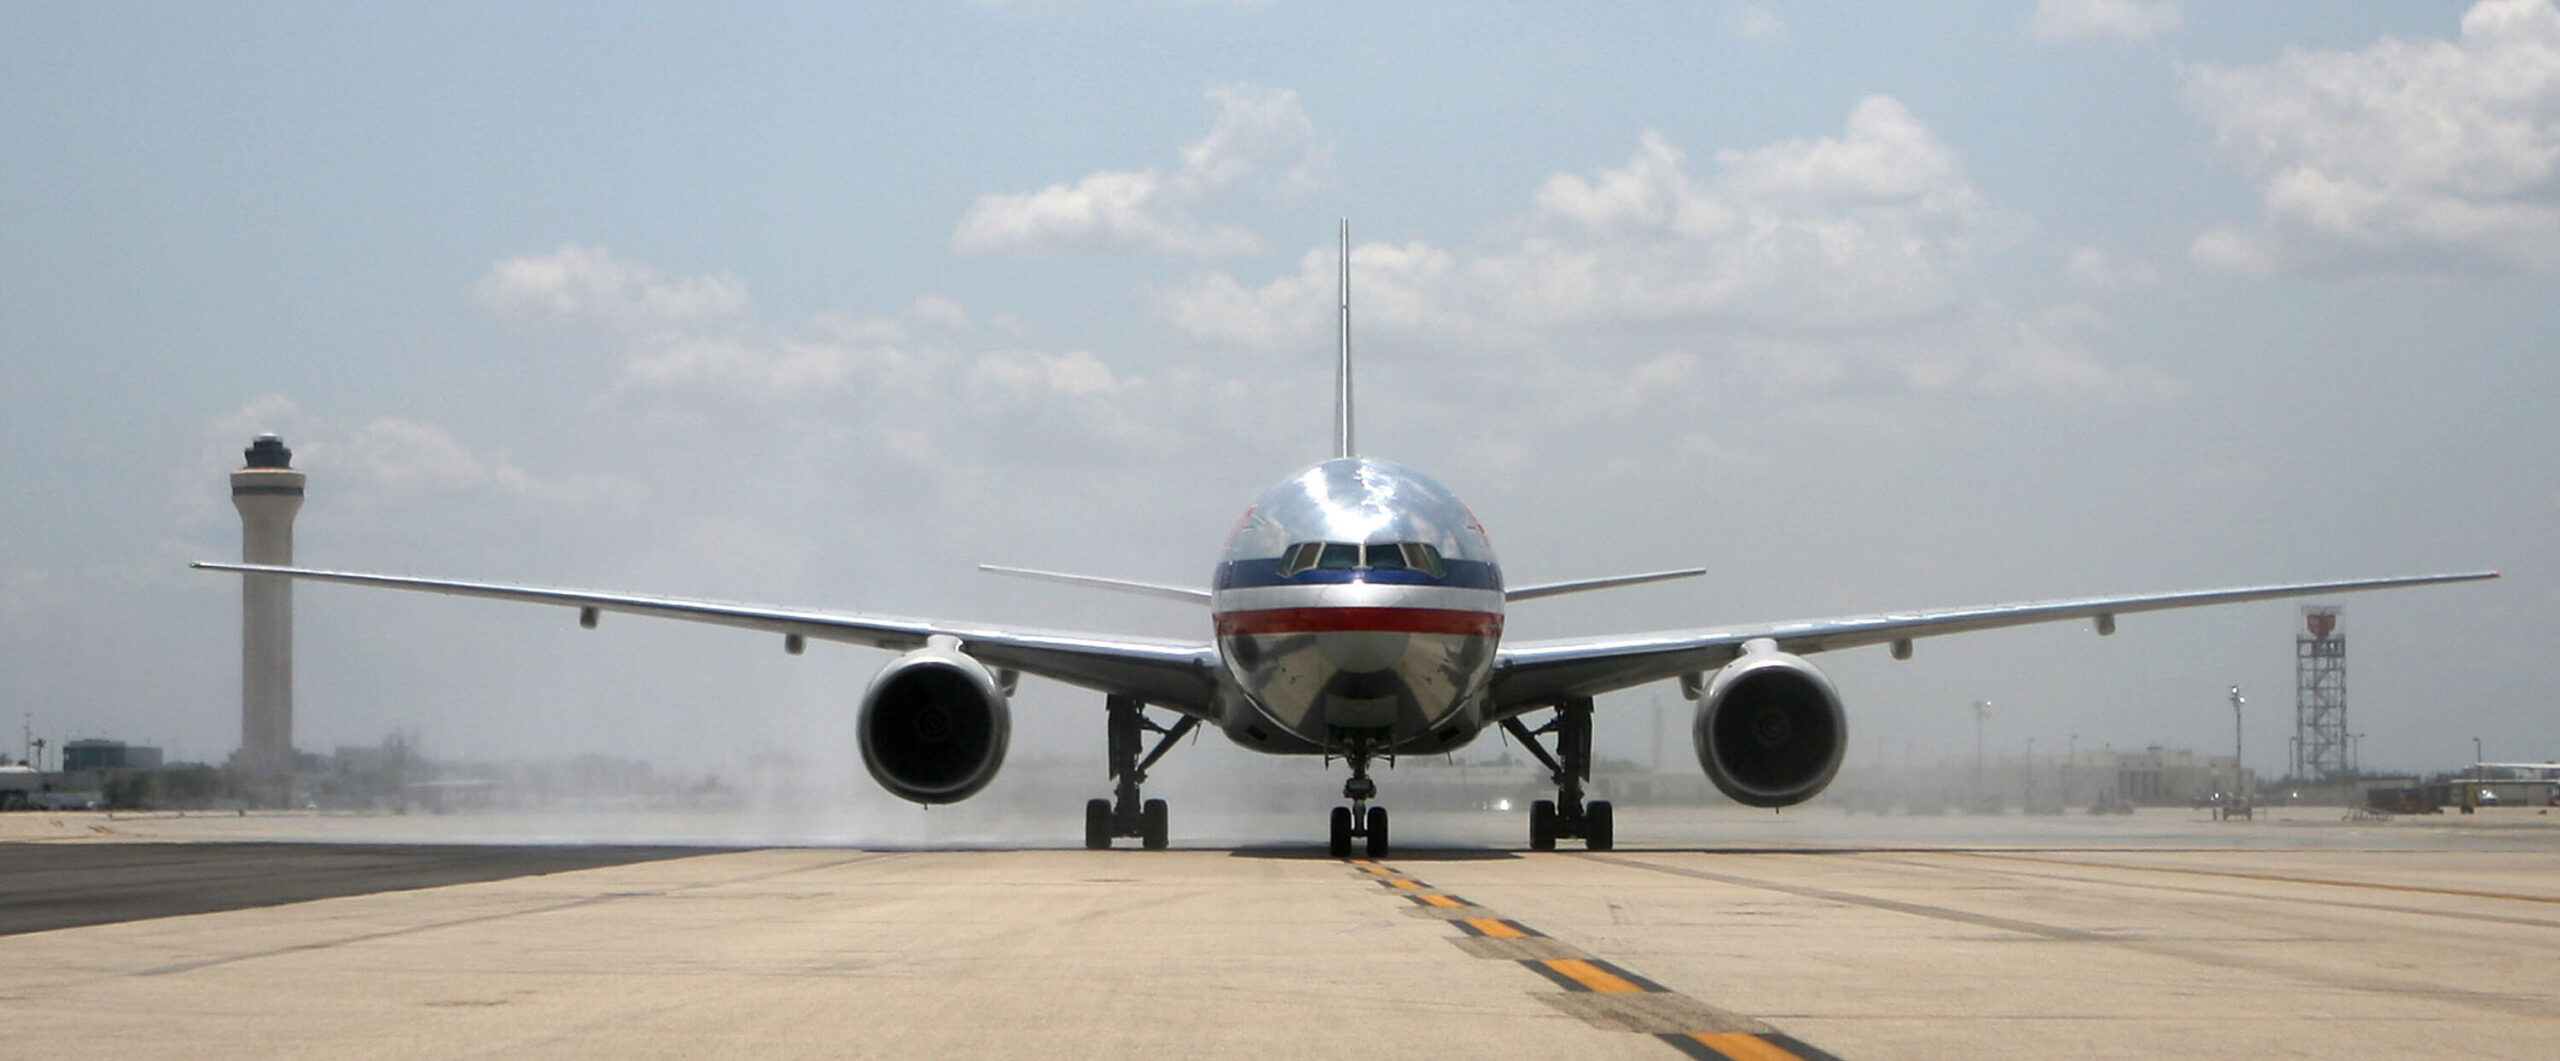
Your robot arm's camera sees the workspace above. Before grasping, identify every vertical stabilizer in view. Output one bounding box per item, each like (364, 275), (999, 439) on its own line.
(1334, 219), (1354, 459)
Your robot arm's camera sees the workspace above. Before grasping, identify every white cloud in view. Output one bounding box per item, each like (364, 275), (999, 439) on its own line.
(1168, 95), (2011, 332)
(1155, 97), (2171, 403)
(186, 396), (574, 523)
(969, 348), (1128, 399)
(1153, 237), (1471, 353)
(2030, 0), (2183, 43)
(952, 85), (1329, 258)
(1733, 2), (1786, 42)
(469, 249), (1195, 478)
(2066, 247), (2161, 289)
(2185, 0), (2560, 274)
(1177, 84), (1328, 196)
(474, 243), (750, 332)
(1487, 97), (2014, 328)
(954, 169), (1259, 259)
(470, 246), (937, 399)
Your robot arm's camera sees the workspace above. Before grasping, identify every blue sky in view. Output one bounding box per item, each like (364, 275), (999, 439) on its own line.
(2, 2), (2551, 809)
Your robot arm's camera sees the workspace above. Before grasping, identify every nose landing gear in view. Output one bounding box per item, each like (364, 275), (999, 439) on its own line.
(1502, 698), (1614, 852)
(1328, 732), (1391, 859)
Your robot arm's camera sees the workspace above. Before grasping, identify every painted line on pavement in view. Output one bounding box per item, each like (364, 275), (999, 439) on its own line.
(1663, 1030), (1846, 1061)
(1522, 956), (1667, 994)
(1346, 858), (1846, 1059)
(1456, 917), (1540, 939)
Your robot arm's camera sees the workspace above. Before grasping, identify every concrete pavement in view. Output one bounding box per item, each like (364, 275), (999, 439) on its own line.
(6, 806), (2560, 1058)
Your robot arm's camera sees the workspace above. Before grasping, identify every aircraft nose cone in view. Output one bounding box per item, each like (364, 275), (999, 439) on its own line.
(1317, 630), (1409, 673)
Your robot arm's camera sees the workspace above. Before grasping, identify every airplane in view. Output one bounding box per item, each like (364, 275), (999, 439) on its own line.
(199, 222), (2498, 858)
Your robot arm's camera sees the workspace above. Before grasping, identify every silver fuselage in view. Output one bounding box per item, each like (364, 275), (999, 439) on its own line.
(1213, 458), (1502, 755)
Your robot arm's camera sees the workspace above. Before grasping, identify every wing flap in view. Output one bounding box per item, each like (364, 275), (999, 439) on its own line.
(1505, 567), (1708, 602)
(194, 563), (1224, 716)
(977, 565), (1212, 604)
(1491, 571), (2497, 711)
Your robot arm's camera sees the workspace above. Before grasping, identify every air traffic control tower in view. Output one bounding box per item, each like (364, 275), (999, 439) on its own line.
(231, 434), (304, 778)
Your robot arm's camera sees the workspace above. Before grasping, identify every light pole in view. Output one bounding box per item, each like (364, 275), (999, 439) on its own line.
(2025, 736), (2037, 808)
(2229, 686), (2247, 806)
(2474, 735), (2484, 770)
(2066, 733), (2079, 804)
(1973, 701), (1991, 808)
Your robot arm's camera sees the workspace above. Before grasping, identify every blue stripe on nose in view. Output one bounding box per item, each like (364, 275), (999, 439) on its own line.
(1215, 558), (1503, 591)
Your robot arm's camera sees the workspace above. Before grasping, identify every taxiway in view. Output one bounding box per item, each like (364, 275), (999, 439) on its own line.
(5, 806), (2558, 1059)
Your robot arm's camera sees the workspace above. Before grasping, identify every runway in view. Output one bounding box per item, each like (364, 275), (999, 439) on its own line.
(6, 806), (2560, 1059)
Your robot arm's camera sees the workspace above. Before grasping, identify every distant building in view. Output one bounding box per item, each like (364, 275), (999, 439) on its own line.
(2086, 745), (2248, 805)
(1822, 743), (2250, 813)
(62, 740), (165, 772)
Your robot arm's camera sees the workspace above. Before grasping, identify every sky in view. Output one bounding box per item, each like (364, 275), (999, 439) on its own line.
(2, 1), (2553, 813)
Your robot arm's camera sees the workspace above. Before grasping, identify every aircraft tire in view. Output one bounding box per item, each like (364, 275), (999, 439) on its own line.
(1585, 800), (1614, 851)
(1365, 806), (1390, 859)
(1528, 800), (1557, 851)
(1142, 798), (1169, 850)
(1084, 798), (1113, 850)
(1329, 806), (1354, 858)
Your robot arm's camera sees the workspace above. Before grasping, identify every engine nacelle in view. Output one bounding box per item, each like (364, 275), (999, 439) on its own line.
(857, 640), (1012, 804)
(1693, 645), (1848, 808)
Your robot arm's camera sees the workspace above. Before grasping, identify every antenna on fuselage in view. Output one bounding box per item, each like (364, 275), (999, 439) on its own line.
(1333, 219), (1357, 459)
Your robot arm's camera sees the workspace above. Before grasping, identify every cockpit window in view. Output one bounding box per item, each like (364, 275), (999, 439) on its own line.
(1277, 541), (1449, 579)
(1277, 542), (1322, 577)
(1399, 542), (1446, 578)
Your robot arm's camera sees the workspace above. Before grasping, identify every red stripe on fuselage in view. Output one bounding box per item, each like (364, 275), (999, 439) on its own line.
(1214, 607), (1504, 638)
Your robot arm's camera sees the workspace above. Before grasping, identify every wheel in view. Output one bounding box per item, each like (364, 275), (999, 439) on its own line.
(1365, 806), (1391, 859)
(1329, 806), (1354, 858)
(1084, 798), (1113, 850)
(1584, 800), (1614, 851)
(1141, 798), (1170, 850)
(1528, 799), (1557, 851)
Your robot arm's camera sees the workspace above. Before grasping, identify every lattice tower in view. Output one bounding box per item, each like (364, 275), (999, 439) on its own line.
(2294, 605), (2349, 779)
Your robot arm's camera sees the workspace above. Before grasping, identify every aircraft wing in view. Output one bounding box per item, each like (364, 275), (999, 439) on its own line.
(193, 563), (1225, 717)
(1488, 571), (2498, 713)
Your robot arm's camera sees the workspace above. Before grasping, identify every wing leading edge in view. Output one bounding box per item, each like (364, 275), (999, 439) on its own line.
(193, 563), (1224, 717)
(1489, 571), (2498, 713)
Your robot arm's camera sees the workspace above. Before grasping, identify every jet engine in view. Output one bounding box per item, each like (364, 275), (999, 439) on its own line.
(857, 640), (1012, 804)
(1692, 644), (1847, 808)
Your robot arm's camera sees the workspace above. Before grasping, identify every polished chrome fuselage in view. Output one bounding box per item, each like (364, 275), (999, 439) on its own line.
(1213, 458), (1502, 755)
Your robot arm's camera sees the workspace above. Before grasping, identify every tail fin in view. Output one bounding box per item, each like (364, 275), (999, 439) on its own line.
(1334, 218), (1355, 459)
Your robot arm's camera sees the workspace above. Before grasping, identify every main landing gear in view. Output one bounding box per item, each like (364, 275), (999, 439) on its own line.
(1084, 695), (1198, 851)
(1328, 731), (1391, 860)
(1501, 698), (1614, 852)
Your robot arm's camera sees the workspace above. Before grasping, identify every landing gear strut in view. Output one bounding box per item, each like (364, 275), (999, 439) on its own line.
(1084, 696), (1197, 850)
(1328, 730), (1391, 859)
(1501, 698), (1613, 852)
